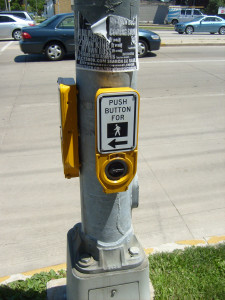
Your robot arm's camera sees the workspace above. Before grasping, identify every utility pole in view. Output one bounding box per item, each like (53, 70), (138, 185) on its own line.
(59, 0), (151, 299)
(5, 0), (8, 11)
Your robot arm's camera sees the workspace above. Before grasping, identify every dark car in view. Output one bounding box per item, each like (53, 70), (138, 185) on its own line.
(138, 29), (161, 58)
(20, 13), (160, 61)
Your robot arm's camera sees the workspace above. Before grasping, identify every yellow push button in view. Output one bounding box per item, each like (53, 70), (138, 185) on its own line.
(95, 87), (140, 193)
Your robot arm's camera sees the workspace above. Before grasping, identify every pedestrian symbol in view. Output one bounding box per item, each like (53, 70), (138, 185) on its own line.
(114, 124), (121, 136)
(107, 122), (128, 138)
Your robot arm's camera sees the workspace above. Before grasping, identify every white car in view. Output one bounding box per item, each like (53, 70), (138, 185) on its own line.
(0, 11), (35, 21)
(0, 14), (35, 40)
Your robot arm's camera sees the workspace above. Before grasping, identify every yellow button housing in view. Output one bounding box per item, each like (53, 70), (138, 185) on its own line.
(58, 78), (80, 178)
(95, 87), (140, 193)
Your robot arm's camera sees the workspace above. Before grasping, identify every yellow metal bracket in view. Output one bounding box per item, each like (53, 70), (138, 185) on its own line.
(58, 78), (80, 178)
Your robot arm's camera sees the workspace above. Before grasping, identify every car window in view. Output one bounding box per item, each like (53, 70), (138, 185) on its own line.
(194, 10), (201, 15)
(14, 13), (26, 19)
(186, 10), (192, 16)
(203, 17), (212, 22)
(38, 15), (59, 27)
(0, 11), (32, 20)
(0, 16), (15, 23)
(214, 17), (222, 22)
(57, 17), (74, 29)
(28, 13), (34, 20)
(181, 10), (185, 15)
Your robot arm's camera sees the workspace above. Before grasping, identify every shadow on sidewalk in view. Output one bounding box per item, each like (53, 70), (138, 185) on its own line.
(14, 54), (75, 63)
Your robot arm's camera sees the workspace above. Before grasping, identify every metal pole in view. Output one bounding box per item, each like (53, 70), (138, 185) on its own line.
(4, 0), (8, 11)
(67, 1), (150, 299)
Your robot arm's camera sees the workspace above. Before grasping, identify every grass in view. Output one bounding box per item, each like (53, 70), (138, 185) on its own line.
(34, 17), (46, 23)
(149, 243), (225, 299)
(139, 25), (174, 31)
(0, 270), (66, 300)
(0, 244), (224, 299)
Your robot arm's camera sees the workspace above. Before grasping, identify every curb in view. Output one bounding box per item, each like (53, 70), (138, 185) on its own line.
(0, 235), (224, 285)
(144, 235), (225, 256)
(0, 263), (66, 285)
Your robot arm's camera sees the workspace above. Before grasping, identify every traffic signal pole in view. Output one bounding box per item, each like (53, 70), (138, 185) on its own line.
(65, 0), (150, 299)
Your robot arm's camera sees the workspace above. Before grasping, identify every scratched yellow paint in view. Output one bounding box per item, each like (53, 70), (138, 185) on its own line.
(176, 239), (206, 246)
(207, 236), (225, 244)
(0, 276), (10, 284)
(22, 263), (66, 276)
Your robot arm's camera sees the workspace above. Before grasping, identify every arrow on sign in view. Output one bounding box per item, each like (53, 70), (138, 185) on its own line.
(108, 139), (128, 149)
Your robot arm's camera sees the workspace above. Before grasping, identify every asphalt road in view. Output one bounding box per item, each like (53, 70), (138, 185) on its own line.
(0, 41), (225, 277)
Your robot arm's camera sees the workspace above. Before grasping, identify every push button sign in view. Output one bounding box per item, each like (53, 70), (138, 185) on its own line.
(96, 89), (139, 154)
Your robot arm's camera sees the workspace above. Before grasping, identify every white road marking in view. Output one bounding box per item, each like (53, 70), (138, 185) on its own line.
(19, 103), (57, 108)
(0, 41), (14, 53)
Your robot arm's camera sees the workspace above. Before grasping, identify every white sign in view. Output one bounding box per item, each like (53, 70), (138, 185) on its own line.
(97, 92), (139, 153)
(218, 7), (225, 14)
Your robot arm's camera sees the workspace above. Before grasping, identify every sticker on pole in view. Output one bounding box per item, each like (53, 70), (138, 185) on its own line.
(96, 89), (139, 154)
(76, 14), (138, 72)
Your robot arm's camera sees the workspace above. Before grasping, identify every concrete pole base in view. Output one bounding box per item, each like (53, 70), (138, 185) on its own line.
(66, 226), (150, 300)
(67, 261), (150, 300)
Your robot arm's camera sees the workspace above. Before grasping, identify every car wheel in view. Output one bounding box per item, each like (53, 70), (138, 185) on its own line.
(138, 39), (148, 58)
(45, 42), (65, 61)
(13, 29), (22, 41)
(219, 26), (225, 35)
(210, 32), (215, 34)
(185, 26), (194, 34)
(172, 19), (178, 25)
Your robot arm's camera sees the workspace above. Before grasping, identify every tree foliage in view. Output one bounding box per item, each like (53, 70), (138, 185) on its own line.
(176, 0), (209, 6)
(0, 0), (7, 10)
(205, 0), (225, 15)
(0, 0), (45, 15)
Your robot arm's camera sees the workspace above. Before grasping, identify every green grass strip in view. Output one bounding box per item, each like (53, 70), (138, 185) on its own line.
(0, 270), (66, 300)
(139, 26), (174, 31)
(0, 244), (224, 299)
(149, 243), (225, 300)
